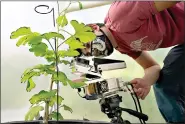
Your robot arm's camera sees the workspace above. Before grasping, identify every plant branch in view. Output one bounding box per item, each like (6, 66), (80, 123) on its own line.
(50, 80), (54, 91)
(57, 1), (73, 50)
(57, 40), (67, 48)
(58, 1), (72, 16)
(58, 35), (76, 49)
(59, 29), (73, 36)
(57, 29), (73, 48)
(30, 101), (45, 108)
(46, 39), (55, 52)
(53, 104), (64, 111)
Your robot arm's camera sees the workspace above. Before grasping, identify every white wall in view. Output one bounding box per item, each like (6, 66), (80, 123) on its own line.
(1, 1), (58, 122)
(1, 1), (170, 123)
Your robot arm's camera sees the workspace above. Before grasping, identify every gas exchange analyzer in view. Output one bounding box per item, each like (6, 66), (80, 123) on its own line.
(72, 57), (130, 100)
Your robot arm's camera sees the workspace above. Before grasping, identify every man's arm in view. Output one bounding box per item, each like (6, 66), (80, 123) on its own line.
(132, 1), (180, 83)
(135, 51), (161, 86)
(154, 1), (180, 12)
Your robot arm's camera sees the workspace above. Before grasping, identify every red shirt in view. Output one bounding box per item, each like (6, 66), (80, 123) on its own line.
(104, 1), (184, 59)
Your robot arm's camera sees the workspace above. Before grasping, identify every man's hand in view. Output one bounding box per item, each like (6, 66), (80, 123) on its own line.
(131, 51), (161, 99)
(130, 78), (151, 100)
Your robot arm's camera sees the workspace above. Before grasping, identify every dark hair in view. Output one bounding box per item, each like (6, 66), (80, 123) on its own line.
(76, 23), (113, 57)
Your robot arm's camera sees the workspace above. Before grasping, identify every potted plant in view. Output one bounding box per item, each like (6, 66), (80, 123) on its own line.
(7, 1), (111, 124)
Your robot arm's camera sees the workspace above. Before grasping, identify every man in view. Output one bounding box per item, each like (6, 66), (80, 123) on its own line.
(76, 1), (185, 123)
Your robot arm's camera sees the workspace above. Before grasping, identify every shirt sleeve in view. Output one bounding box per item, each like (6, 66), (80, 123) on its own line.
(135, 1), (159, 19)
(105, 1), (159, 33)
(116, 45), (142, 59)
(124, 1), (159, 19)
(127, 51), (142, 59)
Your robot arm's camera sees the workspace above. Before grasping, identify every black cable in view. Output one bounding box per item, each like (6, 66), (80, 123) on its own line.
(130, 84), (143, 113)
(130, 84), (146, 124)
(126, 85), (143, 124)
(126, 85), (138, 112)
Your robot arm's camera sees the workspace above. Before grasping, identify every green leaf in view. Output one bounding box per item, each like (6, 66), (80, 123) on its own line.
(71, 66), (76, 73)
(16, 32), (40, 47)
(58, 50), (80, 57)
(60, 60), (71, 65)
(29, 42), (48, 57)
(33, 64), (55, 74)
(57, 15), (68, 27)
(52, 72), (68, 86)
(22, 68), (33, 76)
(21, 71), (41, 83)
(50, 112), (63, 120)
(10, 27), (32, 39)
(63, 104), (73, 113)
(70, 20), (96, 43)
(26, 78), (36, 92)
(42, 32), (64, 41)
(71, 20), (92, 33)
(28, 35), (43, 45)
(29, 90), (57, 104)
(25, 106), (44, 121)
(44, 50), (56, 62)
(78, 1), (83, 9)
(29, 95), (41, 105)
(16, 35), (30, 46)
(68, 79), (86, 89)
(49, 95), (64, 107)
(45, 50), (55, 56)
(75, 32), (96, 43)
(21, 64), (55, 87)
(66, 37), (85, 49)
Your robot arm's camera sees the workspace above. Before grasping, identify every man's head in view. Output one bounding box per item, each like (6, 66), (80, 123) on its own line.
(76, 23), (114, 58)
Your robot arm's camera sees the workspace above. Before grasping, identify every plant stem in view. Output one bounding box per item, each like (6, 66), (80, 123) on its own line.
(43, 37), (55, 124)
(50, 80), (54, 91)
(43, 78), (54, 124)
(55, 1), (62, 121)
(48, 1), (71, 122)
(44, 101), (49, 124)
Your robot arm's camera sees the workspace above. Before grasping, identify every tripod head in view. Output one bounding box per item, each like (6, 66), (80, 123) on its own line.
(99, 94), (148, 124)
(99, 95), (131, 124)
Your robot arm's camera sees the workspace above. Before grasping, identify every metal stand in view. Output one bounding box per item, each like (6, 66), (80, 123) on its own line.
(99, 95), (131, 124)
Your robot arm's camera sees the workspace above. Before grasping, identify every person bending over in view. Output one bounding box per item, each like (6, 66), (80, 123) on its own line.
(76, 1), (185, 123)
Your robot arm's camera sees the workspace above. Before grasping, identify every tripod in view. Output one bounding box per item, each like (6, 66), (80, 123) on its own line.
(99, 95), (131, 124)
(99, 94), (148, 124)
